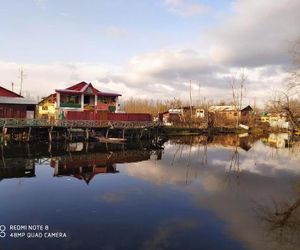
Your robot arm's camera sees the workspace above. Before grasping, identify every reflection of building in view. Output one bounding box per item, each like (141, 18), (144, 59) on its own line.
(261, 133), (290, 148)
(168, 134), (254, 151)
(49, 149), (152, 184)
(50, 158), (118, 184)
(0, 159), (35, 180)
(0, 85), (37, 118)
(210, 134), (252, 151)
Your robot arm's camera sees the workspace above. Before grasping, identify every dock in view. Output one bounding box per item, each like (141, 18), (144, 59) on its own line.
(0, 118), (162, 143)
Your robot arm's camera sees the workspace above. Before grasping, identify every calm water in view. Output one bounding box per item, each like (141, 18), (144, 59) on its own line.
(0, 134), (300, 250)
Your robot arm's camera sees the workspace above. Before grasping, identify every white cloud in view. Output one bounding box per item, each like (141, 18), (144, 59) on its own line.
(206, 0), (300, 66)
(164, 0), (209, 16)
(1, 0), (299, 105)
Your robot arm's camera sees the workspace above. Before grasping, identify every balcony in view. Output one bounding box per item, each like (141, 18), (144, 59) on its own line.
(60, 103), (81, 108)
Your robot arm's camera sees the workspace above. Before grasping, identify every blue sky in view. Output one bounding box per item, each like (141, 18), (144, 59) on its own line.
(0, 0), (230, 64)
(0, 0), (299, 105)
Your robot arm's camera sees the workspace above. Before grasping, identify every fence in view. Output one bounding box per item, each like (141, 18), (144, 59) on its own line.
(65, 111), (152, 122)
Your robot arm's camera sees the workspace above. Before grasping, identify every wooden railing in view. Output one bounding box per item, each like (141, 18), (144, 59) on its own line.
(0, 118), (161, 129)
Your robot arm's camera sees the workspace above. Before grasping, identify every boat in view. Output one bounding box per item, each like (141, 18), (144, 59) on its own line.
(96, 137), (127, 144)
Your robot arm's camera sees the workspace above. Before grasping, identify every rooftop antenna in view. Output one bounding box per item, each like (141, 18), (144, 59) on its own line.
(11, 82), (14, 92)
(18, 67), (27, 96)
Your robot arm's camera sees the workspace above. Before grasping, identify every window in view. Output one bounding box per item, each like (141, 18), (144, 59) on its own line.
(60, 94), (81, 108)
(98, 96), (116, 104)
(60, 94), (81, 104)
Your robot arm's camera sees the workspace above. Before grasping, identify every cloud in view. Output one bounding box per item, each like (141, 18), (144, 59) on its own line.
(2, 0), (299, 105)
(206, 0), (300, 67)
(164, 0), (209, 16)
(0, 52), (288, 106)
(102, 25), (129, 39)
(142, 218), (199, 250)
(124, 138), (300, 249)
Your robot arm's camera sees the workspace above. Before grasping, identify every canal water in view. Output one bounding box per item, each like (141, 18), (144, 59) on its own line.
(0, 134), (300, 250)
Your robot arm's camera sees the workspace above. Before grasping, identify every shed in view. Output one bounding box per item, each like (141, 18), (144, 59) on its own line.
(0, 86), (37, 118)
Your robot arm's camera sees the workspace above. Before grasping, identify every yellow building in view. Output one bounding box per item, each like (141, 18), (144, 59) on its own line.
(37, 94), (57, 120)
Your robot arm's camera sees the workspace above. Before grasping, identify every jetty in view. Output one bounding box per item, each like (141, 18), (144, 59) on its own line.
(0, 118), (162, 143)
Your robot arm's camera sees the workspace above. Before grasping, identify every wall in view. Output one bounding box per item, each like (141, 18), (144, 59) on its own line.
(0, 104), (27, 118)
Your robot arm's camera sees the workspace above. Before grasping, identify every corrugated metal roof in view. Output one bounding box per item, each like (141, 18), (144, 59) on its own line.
(209, 105), (251, 112)
(0, 97), (37, 105)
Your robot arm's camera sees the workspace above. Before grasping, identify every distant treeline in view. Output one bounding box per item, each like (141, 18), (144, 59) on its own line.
(122, 98), (184, 116)
(122, 98), (242, 116)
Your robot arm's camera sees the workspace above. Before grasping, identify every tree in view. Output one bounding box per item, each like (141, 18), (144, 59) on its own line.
(229, 71), (247, 128)
(268, 39), (300, 131)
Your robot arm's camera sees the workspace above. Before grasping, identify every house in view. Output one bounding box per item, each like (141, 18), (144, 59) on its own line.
(0, 86), (37, 118)
(159, 106), (206, 125)
(56, 81), (121, 114)
(208, 105), (254, 126)
(37, 81), (122, 120)
(37, 93), (57, 120)
(260, 112), (290, 129)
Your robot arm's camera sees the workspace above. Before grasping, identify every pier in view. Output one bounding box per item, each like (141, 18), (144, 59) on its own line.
(0, 118), (162, 143)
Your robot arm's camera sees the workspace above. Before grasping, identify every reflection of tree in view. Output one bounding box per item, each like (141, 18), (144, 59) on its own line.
(256, 182), (300, 249)
(227, 134), (241, 178)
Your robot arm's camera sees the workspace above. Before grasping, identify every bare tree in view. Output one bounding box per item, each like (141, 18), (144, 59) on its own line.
(229, 71), (247, 128)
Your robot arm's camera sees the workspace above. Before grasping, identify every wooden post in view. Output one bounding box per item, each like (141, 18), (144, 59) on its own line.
(48, 126), (53, 142)
(122, 128), (125, 139)
(140, 129), (144, 139)
(27, 127), (31, 142)
(69, 130), (73, 141)
(1, 122), (6, 143)
(85, 128), (89, 141)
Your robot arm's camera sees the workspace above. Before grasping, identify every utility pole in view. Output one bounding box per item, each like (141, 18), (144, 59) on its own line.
(11, 82), (14, 92)
(19, 67), (27, 96)
(198, 81), (201, 106)
(190, 80), (193, 120)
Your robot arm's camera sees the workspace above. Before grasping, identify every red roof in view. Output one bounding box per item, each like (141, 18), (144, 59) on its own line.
(38, 93), (56, 105)
(0, 86), (22, 98)
(56, 82), (121, 97)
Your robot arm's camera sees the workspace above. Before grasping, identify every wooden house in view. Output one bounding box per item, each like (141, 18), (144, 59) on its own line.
(0, 86), (37, 118)
(208, 105), (254, 126)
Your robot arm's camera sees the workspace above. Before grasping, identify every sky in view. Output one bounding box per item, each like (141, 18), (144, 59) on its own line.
(0, 0), (299, 106)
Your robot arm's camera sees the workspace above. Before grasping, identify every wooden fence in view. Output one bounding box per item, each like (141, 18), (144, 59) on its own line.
(0, 118), (161, 129)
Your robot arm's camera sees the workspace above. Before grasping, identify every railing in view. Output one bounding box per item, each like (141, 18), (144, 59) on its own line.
(0, 118), (161, 129)
(60, 103), (81, 108)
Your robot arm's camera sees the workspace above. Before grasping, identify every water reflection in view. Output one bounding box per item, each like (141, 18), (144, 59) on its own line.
(1, 134), (300, 250)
